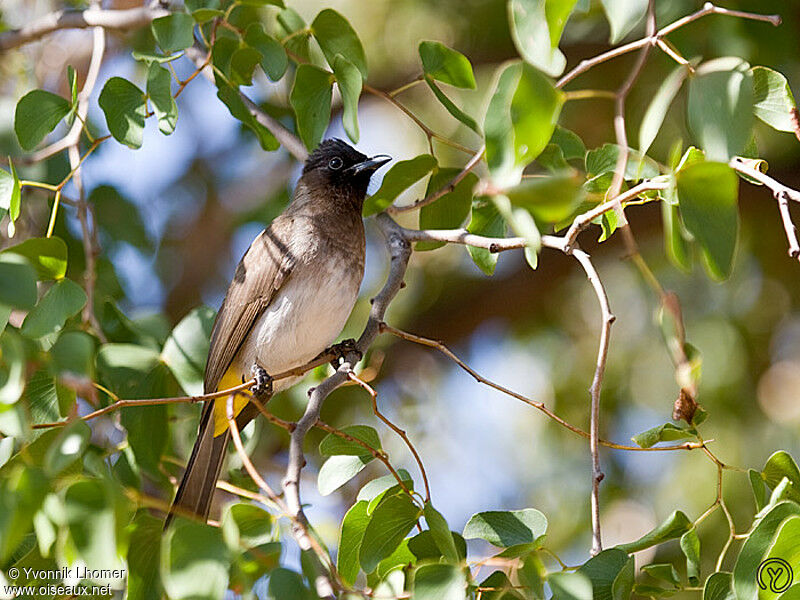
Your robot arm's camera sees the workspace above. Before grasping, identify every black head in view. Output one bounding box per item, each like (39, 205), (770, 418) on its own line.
(301, 139), (391, 199)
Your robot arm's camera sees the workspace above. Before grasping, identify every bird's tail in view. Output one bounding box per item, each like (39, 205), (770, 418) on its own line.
(165, 402), (229, 528)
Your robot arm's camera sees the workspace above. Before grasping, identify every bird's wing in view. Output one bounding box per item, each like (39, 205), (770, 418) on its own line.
(203, 220), (296, 394)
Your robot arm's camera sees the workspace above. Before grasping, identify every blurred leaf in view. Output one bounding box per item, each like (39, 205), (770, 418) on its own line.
(467, 197), (506, 275)
(733, 502), (800, 600)
(338, 501), (370, 585)
(676, 161), (739, 280)
(128, 512), (163, 600)
(680, 528), (701, 585)
(480, 570), (525, 599)
(216, 81), (280, 151)
(631, 422), (696, 448)
(0, 254), (36, 309)
(484, 61), (564, 187)
(290, 64), (333, 150)
(518, 553), (546, 599)
(244, 23), (288, 81)
(20, 279), (86, 339)
(147, 63), (178, 135)
(509, 0), (578, 77)
(2, 237), (67, 280)
(364, 154), (437, 216)
(703, 572), (734, 600)
(599, 0), (647, 44)
(551, 125), (586, 160)
(318, 454), (372, 496)
(319, 424), (381, 457)
(763, 451), (800, 503)
(221, 503), (273, 551)
(550, 571), (593, 600)
(751, 66), (798, 132)
(25, 368), (69, 424)
(423, 502), (459, 564)
(90, 185), (151, 251)
(419, 41), (476, 89)
(357, 469), (414, 503)
(151, 13), (195, 53)
(98, 77), (147, 149)
(612, 556), (635, 600)
(662, 201), (692, 272)
(43, 420), (89, 476)
(0, 161), (21, 235)
(185, 0), (222, 23)
(374, 570), (407, 600)
(132, 50), (184, 64)
(66, 65), (78, 126)
(577, 548), (632, 600)
(412, 563), (466, 600)
(492, 194), (540, 270)
(333, 55), (362, 143)
(212, 36), (238, 76)
(161, 519), (229, 600)
(360, 493), (421, 573)
(417, 168), (478, 250)
(687, 58), (753, 162)
(64, 479), (120, 569)
(0, 437), (13, 468)
(642, 564), (680, 587)
(50, 331), (94, 378)
(0, 332), (26, 405)
(277, 8), (311, 62)
(160, 305), (215, 396)
(640, 65), (689, 154)
(268, 567), (312, 600)
(750, 469), (769, 511)
(585, 143), (659, 181)
(0, 467), (49, 563)
(425, 77), (480, 132)
(312, 9), (367, 77)
(463, 508), (547, 547)
(506, 173), (584, 223)
(762, 516), (800, 597)
(617, 510), (692, 553)
(14, 90), (71, 150)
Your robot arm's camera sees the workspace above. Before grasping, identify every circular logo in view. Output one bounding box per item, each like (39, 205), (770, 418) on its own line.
(758, 558), (794, 594)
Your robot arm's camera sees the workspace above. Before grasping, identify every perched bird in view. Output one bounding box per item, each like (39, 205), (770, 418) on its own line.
(167, 139), (391, 525)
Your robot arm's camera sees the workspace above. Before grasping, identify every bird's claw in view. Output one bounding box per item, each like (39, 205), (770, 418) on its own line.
(250, 364), (273, 398)
(328, 338), (361, 368)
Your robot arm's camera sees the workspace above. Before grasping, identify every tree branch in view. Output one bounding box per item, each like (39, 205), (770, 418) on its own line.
(0, 4), (170, 52)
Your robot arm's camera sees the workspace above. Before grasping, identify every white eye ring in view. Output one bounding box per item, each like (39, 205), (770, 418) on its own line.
(329, 157), (344, 170)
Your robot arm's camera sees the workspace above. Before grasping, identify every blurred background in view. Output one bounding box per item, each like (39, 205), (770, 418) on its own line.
(2, 0), (800, 585)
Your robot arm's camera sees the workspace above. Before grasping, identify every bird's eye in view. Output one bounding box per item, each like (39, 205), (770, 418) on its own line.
(328, 157), (344, 170)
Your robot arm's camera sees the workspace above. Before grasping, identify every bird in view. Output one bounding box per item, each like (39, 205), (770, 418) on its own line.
(166, 139), (391, 525)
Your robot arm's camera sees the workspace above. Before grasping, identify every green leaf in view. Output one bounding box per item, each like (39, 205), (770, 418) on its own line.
(0, 162), (21, 230)
(221, 503), (273, 551)
(90, 185), (152, 251)
(484, 61), (564, 187)
(338, 501), (370, 585)
(550, 571), (593, 600)
(631, 422), (696, 448)
(160, 305), (215, 396)
(20, 278), (86, 339)
(467, 197), (506, 275)
(751, 66), (798, 133)
(311, 9), (367, 78)
(211, 36), (238, 76)
(216, 81), (279, 151)
(612, 556), (636, 600)
(417, 168), (478, 250)
(230, 47), (261, 87)
(147, 63), (178, 135)
(703, 572), (734, 600)
(44, 420), (90, 476)
(585, 143), (659, 181)
(734, 502), (800, 600)
(761, 516), (800, 600)
(244, 23), (288, 81)
(65, 479), (121, 569)
(687, 58), (753, 162)
(662, 201), (692, 272)
(128, 512), (164, 600)
(412, 563), (467, 600)
(0, 332), (26, 405)
(318, 454), (372, 496)
(676, 161), (739, 280)
(463, 509), (547, 547)
(151, 13), (195, 53)
(268, 568), (312, 600)
(0, 467), (49, 563)
(617, 510), (692, 553)
(578, 548), (632, 600)
(599, 0), (648, 43)
(492, 194), (540, 270)
(425, 77), (480, 132)
(357, 469), (414, 504)
(359, 493), (421, 573)
(680, 527), (701, 585)
(424, 502), (459, 564)
(186, 0), (223, 23)
(505, 172), (585, 223)
(290, 64), (333, 150)
(66, 64), (78, 126)
(509, 0), (577, 77)
(480, 570), (525, 599)
(132, 50), (185, 64)
(50, 331), (94, 378)
(320, 425), (381, 457)
(0, 254), (37, 309)
(750, 469), (769, 511)
(640, 64), (689, 154)
(25, 368), (71, 423)
(364, 154), (437, 216)
(14, 89), (71, 150)
(551, 125), (586, 160)
(419, 41), (476, 89)
(642, 564), (680, 587)
(763, 451), (800, 503)
(1, 237), (67, 280)
(98, 77), (148, 149)
(333, 55), (362, 143)
(277, 8), (311, 62)
(161, 519), (229, 600)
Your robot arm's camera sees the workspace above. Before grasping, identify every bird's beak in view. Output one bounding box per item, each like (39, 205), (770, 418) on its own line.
(348, 155), (392, 175)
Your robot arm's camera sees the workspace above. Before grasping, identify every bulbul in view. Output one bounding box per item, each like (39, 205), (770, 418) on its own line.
(167, 139), (391, 525)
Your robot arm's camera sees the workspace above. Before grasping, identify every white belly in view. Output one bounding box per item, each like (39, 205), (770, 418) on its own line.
(231, 260), (360, 391)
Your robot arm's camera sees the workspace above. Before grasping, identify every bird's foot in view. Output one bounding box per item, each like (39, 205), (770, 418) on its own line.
(328, 338), (362, 368)
(250, 364), (273, 399)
